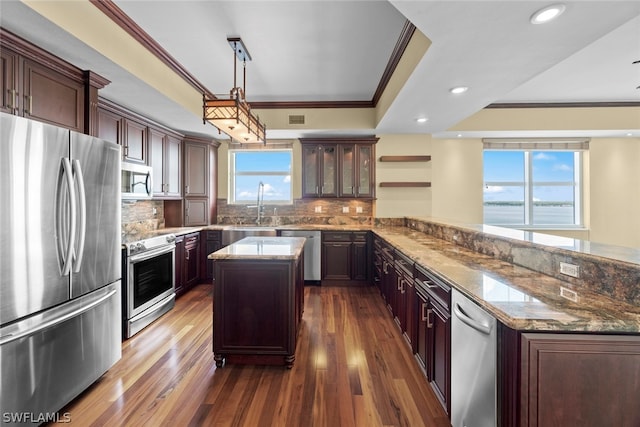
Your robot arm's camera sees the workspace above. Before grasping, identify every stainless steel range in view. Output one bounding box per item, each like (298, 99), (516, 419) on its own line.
(122, 233), (176, 338)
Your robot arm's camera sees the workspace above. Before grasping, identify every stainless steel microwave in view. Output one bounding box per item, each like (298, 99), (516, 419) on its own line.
(121, 162), (153, 200)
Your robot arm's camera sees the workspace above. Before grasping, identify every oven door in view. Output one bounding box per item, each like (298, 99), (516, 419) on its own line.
(127, 244), (175, 319)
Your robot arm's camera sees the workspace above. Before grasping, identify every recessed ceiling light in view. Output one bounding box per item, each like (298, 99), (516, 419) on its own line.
(449, 86), (468, 94)
(530, 4), (566, 24)
(627, 132), (633, 137)
(416, 117), (428, 123)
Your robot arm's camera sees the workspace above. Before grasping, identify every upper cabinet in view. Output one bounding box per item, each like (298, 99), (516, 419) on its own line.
(149, 128), (182, 199)
(300, 137), (377, 199)
(1, 29), (109, 134)
(301, 143), (337, 198)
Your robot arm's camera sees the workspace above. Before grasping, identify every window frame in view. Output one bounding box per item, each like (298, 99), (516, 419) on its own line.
(228, 148), (293, 205)
(483, 149), (584, 228)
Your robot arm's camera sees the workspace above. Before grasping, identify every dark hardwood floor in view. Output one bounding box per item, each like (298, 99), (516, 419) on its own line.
(54, 284), (451, 426)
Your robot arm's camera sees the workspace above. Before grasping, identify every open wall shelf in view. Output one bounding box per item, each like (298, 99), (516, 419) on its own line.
(379, 155), (431, 162)
(379, 182), (431, 188)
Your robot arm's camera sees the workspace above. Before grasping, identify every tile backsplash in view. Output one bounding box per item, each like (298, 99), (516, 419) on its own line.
(217, 198), (374, 226)
(121, 200), (165, 236)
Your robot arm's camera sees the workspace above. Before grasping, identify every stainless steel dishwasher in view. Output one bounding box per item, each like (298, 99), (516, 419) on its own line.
(451, 288), (497, 427)
(280, 230), (321, 283)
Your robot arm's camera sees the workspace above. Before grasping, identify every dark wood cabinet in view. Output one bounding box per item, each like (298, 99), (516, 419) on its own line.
(1, 29), (109, 135)
(394, 250), (415, 351)
(212, 251), (304, 368)
(174, 235), (185, 296)
(0, 47), (18, 115)
(150, 128), (181, 199)
(123, 118), (147, 164)
(301, 143), (337, 198)
(372, 238), (383, 293)
(201, 230), (223, 281)
(338, 144), (375, 198)
(414, 264), (451, 416)
(176, 137), (219, 226)
(184, 232), (201, 290)
(497, 329), (640, 427)
(300, 137), (377, 199)
(321, 231), (369, 284)
(97, 106), (122, 145)
(175, 232), (200, 297)
(380, 243), (395, 313)
(1, 41), (84, 132)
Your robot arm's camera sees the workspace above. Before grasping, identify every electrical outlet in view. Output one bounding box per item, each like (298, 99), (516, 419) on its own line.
(560, 286), (578, 302)
(342, 206), (349, 213)
(560, 262), (579, 278)
(356, 206), (363, 213)
(314, 206), (322, 213)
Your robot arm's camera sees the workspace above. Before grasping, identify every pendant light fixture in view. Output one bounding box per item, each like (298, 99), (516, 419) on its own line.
(203, 37), (266, 144)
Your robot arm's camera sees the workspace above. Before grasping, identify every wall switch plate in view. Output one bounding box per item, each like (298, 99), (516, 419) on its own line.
(314, 206), (322, 213)
(560, 262), (579, 278)
(356, 206), (363, 213)
(342, 207), (349, 213)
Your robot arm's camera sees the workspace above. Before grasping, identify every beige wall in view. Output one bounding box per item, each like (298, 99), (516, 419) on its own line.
(588, 138), (640, 248)
(431, 138), (484, 224)
(375, 134), (432, 218)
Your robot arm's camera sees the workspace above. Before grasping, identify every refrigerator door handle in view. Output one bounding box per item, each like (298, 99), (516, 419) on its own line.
(0, 286), (118, 346)
(72, 159), (87, 273)
(59, 158), (77, 276)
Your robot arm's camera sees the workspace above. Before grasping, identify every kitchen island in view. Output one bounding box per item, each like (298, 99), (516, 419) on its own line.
(208, 236), (306, 368)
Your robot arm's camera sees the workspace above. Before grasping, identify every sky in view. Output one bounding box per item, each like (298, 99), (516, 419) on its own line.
(232, 150), (292, 202)
(483, 151), (576, 203)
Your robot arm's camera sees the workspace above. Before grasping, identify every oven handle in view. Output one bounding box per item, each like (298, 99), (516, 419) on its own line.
(129, 244), (175, 263)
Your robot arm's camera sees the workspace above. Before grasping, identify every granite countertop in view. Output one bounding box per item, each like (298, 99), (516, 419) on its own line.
(123, 222), (640, 333)
(373, 225), (640, 333)
(208, 236), (306, 261)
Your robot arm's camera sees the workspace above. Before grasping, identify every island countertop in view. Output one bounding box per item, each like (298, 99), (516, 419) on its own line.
(208, 236), (306, 260)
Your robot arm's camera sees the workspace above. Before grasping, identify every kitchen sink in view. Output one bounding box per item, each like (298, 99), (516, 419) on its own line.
(221, 227), (278, 246)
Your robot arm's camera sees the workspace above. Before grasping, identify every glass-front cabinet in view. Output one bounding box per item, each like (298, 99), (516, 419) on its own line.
(301, 137), (377, 199)
(339, 144), (374, 198)
(302, 143), (337, 198)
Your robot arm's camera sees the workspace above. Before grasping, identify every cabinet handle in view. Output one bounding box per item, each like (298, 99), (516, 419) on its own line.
(123, 145), (129, 157)
(382, 261), (389, 274)
(401, 279), (406, 294)
(397, 277), (402, 291)
(185, 250), (189, 260)
(421, 303), (428, 321)
(7, 89), (16, 110)
(426, 308), (434, 328)
(24, 95), (32, 115)
(185, 185), (190, 194)
(423, 280), (438, 289)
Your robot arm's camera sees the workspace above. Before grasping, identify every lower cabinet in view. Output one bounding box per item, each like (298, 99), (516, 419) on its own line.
(500, 327), (640, 426)
(202, 230), (222, 282)
(175, 232), (200, 297)
(414, 264), (451, 415)
(321, 231), (369, 284)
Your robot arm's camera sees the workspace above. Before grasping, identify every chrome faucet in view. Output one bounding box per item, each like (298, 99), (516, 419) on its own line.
(248, 181), (265, 225)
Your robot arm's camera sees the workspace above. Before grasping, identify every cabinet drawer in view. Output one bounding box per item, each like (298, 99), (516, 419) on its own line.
(394, 250), (414, 277)
(184, 232), (200, 247)
(414, 264), (451, 310)
(352, 232), (368, 242)
(323, 231), (351, 242)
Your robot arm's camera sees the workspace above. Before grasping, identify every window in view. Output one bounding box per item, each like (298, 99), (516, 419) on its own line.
(229, 149), (292, 204)
(483, 147), (583, 227)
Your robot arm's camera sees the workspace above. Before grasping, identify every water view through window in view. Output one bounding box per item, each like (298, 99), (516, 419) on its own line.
(483, 150), (580, 226)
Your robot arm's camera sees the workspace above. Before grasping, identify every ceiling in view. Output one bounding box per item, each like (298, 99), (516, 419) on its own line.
(1, 1), (639, 140)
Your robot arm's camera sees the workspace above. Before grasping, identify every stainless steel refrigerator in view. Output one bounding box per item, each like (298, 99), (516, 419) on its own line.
(0, 113), (122, 424)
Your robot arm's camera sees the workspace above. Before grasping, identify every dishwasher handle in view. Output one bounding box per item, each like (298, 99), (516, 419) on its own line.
(453, 302), (492, 335)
